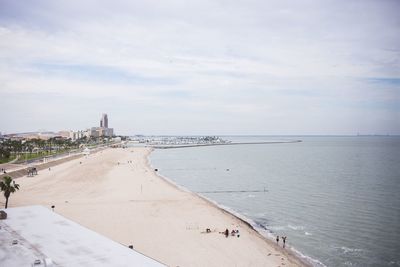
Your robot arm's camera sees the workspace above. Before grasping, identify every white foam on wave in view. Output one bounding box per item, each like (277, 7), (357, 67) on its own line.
(305, 231), (312, 236)
(288, 224), (305, 231)
(290, 247), (327, 267)
(269, 225), (286, 231)
(388, 260), (400, 266)
(339, 246), (364, 254)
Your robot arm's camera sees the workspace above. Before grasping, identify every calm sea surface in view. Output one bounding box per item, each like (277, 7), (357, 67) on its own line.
(149, 136), (400, 267)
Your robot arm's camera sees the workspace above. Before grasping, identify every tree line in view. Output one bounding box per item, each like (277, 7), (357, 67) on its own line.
(0, 136), (111, 163)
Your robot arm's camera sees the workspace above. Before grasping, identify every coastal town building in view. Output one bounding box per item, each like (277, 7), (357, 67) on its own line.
(67, 129), (91, 141)
(91, 113), (114, 137)
(90, 127), (114, 138)
(100, 113), (108, 128)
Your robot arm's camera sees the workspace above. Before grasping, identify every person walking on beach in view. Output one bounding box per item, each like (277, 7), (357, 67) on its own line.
(282, 236), (287, 248)
(276, 235), (279, 245)
(225, 229), (229, 238)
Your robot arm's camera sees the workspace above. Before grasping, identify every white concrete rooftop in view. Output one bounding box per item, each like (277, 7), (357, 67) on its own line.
(0, 205), (165, 267)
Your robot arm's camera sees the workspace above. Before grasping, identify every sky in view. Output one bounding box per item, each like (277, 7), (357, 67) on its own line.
(0, 0), (399, 135)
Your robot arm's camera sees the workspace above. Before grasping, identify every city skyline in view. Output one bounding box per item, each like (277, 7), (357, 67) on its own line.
(0, 113), (113, 135)
(0, 113), (114, 140)
(0, 0), (399, 135)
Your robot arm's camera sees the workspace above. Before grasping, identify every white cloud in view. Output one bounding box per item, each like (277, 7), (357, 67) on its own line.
(0, 0), (399, 134)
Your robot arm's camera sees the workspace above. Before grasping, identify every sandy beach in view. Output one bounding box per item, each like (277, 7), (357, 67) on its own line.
(7, 147), (307, 267)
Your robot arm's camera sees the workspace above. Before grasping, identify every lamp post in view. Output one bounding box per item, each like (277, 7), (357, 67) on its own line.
(25, 146), (28, 164)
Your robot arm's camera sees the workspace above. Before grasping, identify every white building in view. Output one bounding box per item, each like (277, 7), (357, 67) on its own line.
(0, 206), (165, 267)
(68, 129), (91, 141)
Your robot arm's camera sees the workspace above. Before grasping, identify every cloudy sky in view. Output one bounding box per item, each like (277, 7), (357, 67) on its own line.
(0, 0), (399, 135)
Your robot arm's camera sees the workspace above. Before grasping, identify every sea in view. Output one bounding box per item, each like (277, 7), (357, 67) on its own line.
(149, 136), (400, 267)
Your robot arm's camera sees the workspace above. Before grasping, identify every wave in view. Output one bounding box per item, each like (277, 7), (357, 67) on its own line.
(268, 225), (286, 231)
(288, 224), (305, 231)
(337, 246), (364, 255)
(290, 247), (327, 267)
(388, 260), (400, 266)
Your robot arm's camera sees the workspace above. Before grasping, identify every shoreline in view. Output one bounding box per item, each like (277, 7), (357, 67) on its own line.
(8, 147), (311, 266)
(146, 148), (315, 267)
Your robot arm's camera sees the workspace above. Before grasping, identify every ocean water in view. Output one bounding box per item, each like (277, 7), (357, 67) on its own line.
(149, 136), (400, 267)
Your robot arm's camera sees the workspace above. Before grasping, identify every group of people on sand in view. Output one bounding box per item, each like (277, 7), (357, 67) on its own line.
(208, 227), (240, 238)
(117, 161), (133, 165)
(222, 228), (240, 238)
(276, 235), (287, 248)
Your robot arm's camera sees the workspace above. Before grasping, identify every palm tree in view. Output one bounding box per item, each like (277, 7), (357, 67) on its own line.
(0, 176), (20, 209)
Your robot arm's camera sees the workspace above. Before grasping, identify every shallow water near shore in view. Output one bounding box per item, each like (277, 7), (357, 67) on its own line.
(149, 136), (400, 267)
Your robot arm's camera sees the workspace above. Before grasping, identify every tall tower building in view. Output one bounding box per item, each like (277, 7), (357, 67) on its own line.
(100, 114), (108, 128)
(92, 113), (113, 138)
